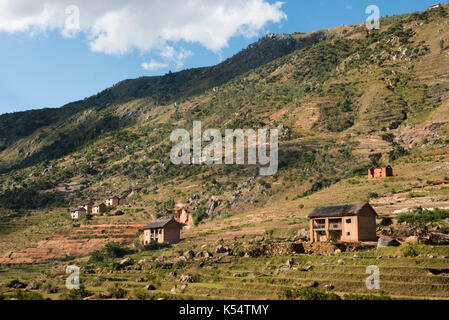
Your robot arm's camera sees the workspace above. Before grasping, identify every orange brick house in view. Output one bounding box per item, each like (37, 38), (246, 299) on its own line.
(83, 201), (94, 214)
(92, 203), (106, 214)
(143, 219), (182, 245)
(105, 196), (120, 207)
(368, 166), (393, 179)
(308, 203), (378, 243)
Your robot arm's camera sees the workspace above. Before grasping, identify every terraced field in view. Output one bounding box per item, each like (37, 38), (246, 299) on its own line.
(1, 243), (448, 300)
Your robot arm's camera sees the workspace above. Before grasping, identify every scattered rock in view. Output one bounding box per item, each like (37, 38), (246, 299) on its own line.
(286, 258), (294, 268)
(7, 280), (27, 289)
(184, 250), (195, 260)
(215, 245), (227, 254)
(334, 249), (342, 255)
(136, 277), (145, 283)
(324, 284), (335, 291)
(233, 273), (242, 277)
(307, 281), (319, 288)
(179, 274), (195, 283)
(179, 284), (188, 293)
(25, 282), (40, 291)
(337, 259), (345, 265)
(279, 266), (291, 272)
(429, 233), (449, 245)
(379, 217), (393, 226)
(119, 258), (134, 267)
(144, 284), (156, 291)
(377, 237), (401, 248)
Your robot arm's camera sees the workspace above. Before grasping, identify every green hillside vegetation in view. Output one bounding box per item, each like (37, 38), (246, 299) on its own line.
(1, 4), (449, 300)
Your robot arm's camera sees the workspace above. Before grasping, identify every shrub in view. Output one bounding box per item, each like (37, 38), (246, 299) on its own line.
(403, 245), (419, 258)
(343, 293), (392, 300)
(193, 207), (208, 226)
(133, 288), (149, 300)
(88, 242), (133, 263)
(107, 284), (128, 299)
(398, 208), (449, 224)
(63, 285), (91, 300)
(42, 280), (59, 293)
(143, 241), (171, 251)
(11, 290), (44, 300)
(174, 260), (187, 269)
(281, 288), (340, 300)
(367, 192), (379, 199)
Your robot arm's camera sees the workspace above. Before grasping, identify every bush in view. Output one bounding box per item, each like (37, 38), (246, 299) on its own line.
(133, 288), (149, 300)
(398, 208), (449, 224)
(88, 242), (133, 263)
(281, 288), (340, 300)
(193, 207), (208, 226)
(143, 241), (171, 251)
(343, 293), (392, 300)
(62, 285), (91, 300)
(107, 284), (128, 299)
(174, 260), (187, 269)
(11, 290), (44, 300)
(42, 280), (59, 293)
(403, 245), (419, 258)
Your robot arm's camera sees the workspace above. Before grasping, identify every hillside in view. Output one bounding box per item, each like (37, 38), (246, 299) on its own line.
(0, 5), (449, 300)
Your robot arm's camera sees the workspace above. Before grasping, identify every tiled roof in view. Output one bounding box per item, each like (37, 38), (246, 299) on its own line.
(308, 203), (377, 218)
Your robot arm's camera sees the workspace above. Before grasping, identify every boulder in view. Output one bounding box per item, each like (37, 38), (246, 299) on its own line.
(144, 284), (156, 291)
(379, 217), (393, 226)
(215, 245), (227, 254)
(25, 282), (40, 291)
(7, 280), (27, 289)
(184, 250), (195, 259)
(324, 284), (335, 291)
(377, 237), (401, 248)
(119, 257), (134, 267)
(297, 228), (309, 240)
(307, 281), (319, 288)
(404, 236), (418, 244)
(136, 277), (145, 283)
(179, 274), (195, 283)
(286, 258), (294, 268)
(429, 233), (449, 245)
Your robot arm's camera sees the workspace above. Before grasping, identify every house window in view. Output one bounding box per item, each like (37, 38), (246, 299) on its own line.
(347, 232), (351, 236)
(346, 219), (352, 224)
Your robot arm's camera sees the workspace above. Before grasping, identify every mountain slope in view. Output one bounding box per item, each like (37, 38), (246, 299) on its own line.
(0, 5), (448, 228)
(0, 31), (328, 172)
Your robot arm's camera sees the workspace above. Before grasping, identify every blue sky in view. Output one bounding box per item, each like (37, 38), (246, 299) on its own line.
(0, 0), (440, 114)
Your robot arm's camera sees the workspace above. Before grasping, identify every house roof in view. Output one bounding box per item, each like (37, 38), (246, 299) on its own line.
(308, 203), (377, 218)
(72, 207), (86, 212)
(144, 218), (179, 230)
(93, 203), (105, 207)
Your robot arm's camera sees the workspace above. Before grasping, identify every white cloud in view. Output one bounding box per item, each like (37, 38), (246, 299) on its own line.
(141, 59), (169, 71)
(0, 0), (287, 57)
(161, 46), (193, 69)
